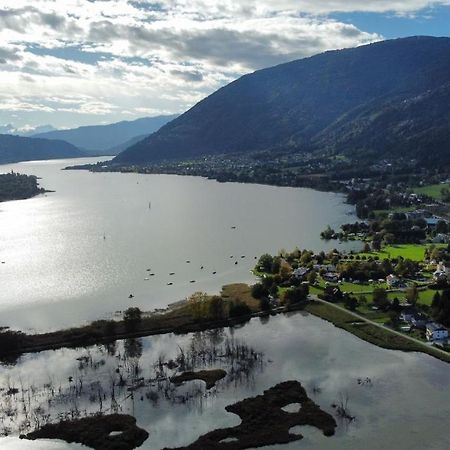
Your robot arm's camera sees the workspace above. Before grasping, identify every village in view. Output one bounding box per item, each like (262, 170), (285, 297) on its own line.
(253, 239), (450, 351)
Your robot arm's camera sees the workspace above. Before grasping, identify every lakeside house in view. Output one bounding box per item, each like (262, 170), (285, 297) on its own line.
(313, 264), (336, 272)
(386, 274), (401, 288)
(426, 323), (449, 341)
(293, 267), (309, 279)
(433, 262), (450, 282)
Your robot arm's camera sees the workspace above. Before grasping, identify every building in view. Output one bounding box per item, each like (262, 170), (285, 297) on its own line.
(293, 267), (309, 279)
(386, 274), (401, 288)
(426, 323), (448, 341)
(433, 262), (450, 282)
(432, 233), (450, 244)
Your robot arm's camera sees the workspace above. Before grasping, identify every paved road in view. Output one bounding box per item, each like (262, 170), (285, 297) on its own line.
(309, 295), (450, 359)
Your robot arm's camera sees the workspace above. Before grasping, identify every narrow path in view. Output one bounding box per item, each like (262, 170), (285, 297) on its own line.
(309, 295), (450, 358)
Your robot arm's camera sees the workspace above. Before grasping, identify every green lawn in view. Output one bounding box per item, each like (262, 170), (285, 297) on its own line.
(418, 289), (441, 306)
(359, 244), (445, 262)
(413, 183), (449, 201)
(373, 206), (415, 217)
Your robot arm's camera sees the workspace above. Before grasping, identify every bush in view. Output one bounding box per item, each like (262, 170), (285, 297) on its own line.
(251, 283), (268, 299)
(123, 307), (142, 331)
(229, 301), (252, 318)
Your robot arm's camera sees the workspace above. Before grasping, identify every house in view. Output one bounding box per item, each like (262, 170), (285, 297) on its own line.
(400, 308), (415, 323)
(323, 272), (339, 282)
(426, 323), (448, 341)
(293, 267), (309, 279)
(425, 216), (441, 228)
(411, 314), (428, 329)
(433, 262), (450, 281)
(313, 264), (336, 272)
(386, 274), (401, 288)
(432, 233), (450, 244)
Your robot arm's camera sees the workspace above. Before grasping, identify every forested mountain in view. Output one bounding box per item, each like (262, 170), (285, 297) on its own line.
(114, 36), (450, 166)
(0, 134), (85, 164)
(33, 115), (178, 153)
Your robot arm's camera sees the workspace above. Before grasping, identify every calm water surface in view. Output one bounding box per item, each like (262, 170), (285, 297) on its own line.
(0, 158), (359, 331)
(0, 313), (449, 450)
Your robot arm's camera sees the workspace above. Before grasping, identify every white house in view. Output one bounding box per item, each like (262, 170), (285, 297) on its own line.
(386, 274), (401, 288)
(426, 323), (448, 341)
(433, 262), (450, 282)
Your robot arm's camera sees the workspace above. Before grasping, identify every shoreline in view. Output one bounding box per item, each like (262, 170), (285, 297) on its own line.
(1, 290), (449, 364)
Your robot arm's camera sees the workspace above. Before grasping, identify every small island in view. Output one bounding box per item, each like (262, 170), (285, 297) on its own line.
(165, 381), (336, 449)
(0, 172), (45, 202)
(170, 369), (227, 389)
(20, 413), (149, 450)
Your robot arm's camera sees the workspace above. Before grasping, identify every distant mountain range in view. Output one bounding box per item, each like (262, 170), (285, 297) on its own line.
(33, 115), (178, 154)
(0, 134), (84, 164)
(0, 124), (57, 136)
(114, 36), (450, 166)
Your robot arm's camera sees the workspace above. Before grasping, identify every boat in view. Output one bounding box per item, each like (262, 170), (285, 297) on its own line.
(186, 260), (191, 263)
(144, 277), (149, 281)
(190, 280), (196, 283)
(234, 261), (238, 265)
(200, 266), (204, 269)
(169, 272), (175, 275)
(128, 294), (134, 298)
(167, 282), (173, 286)
(212, 271), (217, 274)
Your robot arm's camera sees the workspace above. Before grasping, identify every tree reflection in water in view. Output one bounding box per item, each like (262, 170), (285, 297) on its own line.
(0, 329), (265, 437)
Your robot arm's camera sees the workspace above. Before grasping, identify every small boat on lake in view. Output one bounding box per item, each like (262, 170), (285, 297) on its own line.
(212, 271), (217, 274)
(167, 282), (173, 286)
(128, 294), (134, 298)
(169, 272), (175, 275)
(190, 280), (196, 283)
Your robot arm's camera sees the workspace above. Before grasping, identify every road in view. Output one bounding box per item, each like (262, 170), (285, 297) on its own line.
(309, 295), (450, 359)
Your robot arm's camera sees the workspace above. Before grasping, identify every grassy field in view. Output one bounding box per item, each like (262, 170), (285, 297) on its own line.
(413, 183), (449, 201)
(305, 301), (450, 363)
(359, 244), (445, 261)
(221, 283), (260, 311)
(373, 206), (415, 217)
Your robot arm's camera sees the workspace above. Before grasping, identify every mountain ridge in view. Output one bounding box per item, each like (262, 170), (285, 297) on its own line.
(114, 36), (450, 166)
(33, 115), (178, 153)
(0, 134), (85, 164)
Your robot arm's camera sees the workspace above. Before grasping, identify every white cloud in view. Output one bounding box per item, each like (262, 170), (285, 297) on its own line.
(0, 0), (445, 128)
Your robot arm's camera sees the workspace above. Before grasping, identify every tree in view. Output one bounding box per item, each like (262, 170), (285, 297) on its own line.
(123, 307), (142, 332)
(307, 270), (317, 285)
(405, 284), (419, 305)
(372, 288), (389, 309)
(257, 254), (273, 273)
(251, 283), (268, 299)
(431, 291), (442, 312)
(189, 292), (210, 320)
(260, 297), (271, 312)
(229, 301), (251, 318)
(344, 295), (358, 311)
(284, 285), (309, 306)
(209, 296), (225, 320)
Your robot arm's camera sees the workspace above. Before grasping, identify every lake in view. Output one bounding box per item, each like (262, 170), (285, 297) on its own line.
(0, 312), (449, 449)
(0, 157), (359, 331)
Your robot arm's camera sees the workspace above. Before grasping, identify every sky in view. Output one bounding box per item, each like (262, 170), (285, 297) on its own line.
(0, 0), (449, 132)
